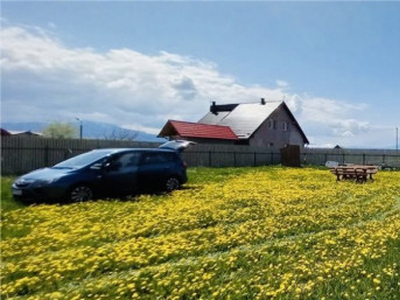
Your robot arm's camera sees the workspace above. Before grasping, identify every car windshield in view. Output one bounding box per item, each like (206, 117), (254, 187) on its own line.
(53, 150), (113, 169)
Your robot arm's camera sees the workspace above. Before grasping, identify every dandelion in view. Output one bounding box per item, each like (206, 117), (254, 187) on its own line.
(1, 167), (399, 299)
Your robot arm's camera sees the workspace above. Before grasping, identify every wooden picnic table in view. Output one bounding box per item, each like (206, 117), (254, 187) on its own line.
(329, 165), (379, 183)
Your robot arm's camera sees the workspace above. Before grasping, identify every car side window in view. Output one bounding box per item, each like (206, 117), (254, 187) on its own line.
(90, 157), (109, 170)
(142, 152), (175, 165)
(110, 152), (141, 172)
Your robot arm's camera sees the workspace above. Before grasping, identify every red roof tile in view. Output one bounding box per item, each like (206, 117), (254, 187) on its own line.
(159, 120), (238, 140)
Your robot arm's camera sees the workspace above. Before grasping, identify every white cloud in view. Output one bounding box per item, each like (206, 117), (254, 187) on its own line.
(121, 123), (163, 135)
(0, 23), (379, 147)
(297, 96), (371, 144)
(341, 131), (354, 138)
(276, 80), (289, 88)
(0, 24), (288, 131)
(48, 22), (56, 29)
(300, 97), (367, 122)
(333, 119), (370, 136)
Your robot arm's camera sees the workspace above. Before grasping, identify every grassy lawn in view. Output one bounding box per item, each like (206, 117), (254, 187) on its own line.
(1, 176), (23, 213)
(1, 167), (400, 299)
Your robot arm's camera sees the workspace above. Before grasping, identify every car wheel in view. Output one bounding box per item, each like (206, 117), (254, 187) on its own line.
(165, 177), (180, 192)
(69, 185), (93, 202)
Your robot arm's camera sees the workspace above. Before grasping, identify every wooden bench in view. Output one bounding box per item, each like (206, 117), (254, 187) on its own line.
(329, 165), (379, 183)
(366, 167), (378, 180)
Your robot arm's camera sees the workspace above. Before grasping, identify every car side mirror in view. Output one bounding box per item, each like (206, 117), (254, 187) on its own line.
(90, 162), (104, 170)
(103, 161), (121, 172)
(102, 162), (112, 171)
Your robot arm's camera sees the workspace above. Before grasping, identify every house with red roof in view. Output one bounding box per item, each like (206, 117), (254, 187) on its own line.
(159, 99), (309, 149)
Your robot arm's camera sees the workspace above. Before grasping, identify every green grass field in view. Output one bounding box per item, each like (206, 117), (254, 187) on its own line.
(1, 167), (400, 299)
(1, 176), (23, 213)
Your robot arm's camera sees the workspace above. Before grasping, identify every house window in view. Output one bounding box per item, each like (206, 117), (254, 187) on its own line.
(267, 142), (274, 149)
(282, 122), (288, 131)
(268, 119), (277, 130)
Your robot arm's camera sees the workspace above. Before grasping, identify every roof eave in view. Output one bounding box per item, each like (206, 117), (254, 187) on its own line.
(179, 134), (239, 141)
(158, 120), (177, 137)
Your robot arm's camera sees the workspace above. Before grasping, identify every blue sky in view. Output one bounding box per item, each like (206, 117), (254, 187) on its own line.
(1, 2), (399, 148)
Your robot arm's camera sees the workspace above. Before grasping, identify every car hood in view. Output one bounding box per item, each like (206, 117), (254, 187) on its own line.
(18, 167), (76, 182)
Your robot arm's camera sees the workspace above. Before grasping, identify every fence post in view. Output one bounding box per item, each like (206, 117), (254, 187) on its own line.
(270, 152), (274, 164)
(382, 154), (385, 165)
(342, 153), (345, 164)
(44, 145), (49, 167)
(233, 152), (237, 167)
(253, 152), (257, 166)
(363, 153), (366, 165)
(209, 151), (212, 167)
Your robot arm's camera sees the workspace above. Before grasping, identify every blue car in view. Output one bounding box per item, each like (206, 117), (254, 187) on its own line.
(12, 141), (193, 203)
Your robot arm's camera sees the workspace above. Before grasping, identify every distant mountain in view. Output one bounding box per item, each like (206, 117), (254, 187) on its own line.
(1, 121), (167, 142)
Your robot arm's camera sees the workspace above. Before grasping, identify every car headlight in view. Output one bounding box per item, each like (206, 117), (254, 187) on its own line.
(32, 178), (62, 187)
(14, 178), (34, 187)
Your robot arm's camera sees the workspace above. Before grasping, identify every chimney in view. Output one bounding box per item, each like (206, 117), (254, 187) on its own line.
(210, 101), (218, 115)
(261, 98), (266, 105)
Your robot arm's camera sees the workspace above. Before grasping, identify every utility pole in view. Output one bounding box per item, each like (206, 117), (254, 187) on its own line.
(75, 117), (83, 140)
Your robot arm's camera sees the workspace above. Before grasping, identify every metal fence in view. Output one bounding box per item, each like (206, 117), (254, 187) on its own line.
(1, 136), (399, 175)
(182, 150), (281, 168)
(1, 137), (160, 175)
(1, 137), (283, 175)
(301, 149), (400, 169)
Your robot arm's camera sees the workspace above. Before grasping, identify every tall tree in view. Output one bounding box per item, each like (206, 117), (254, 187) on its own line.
(103, 128), (138, 141)
(42, 122), (76, 139)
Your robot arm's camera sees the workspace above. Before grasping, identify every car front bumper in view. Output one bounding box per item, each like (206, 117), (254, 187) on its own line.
(12, 183), (66, 202)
